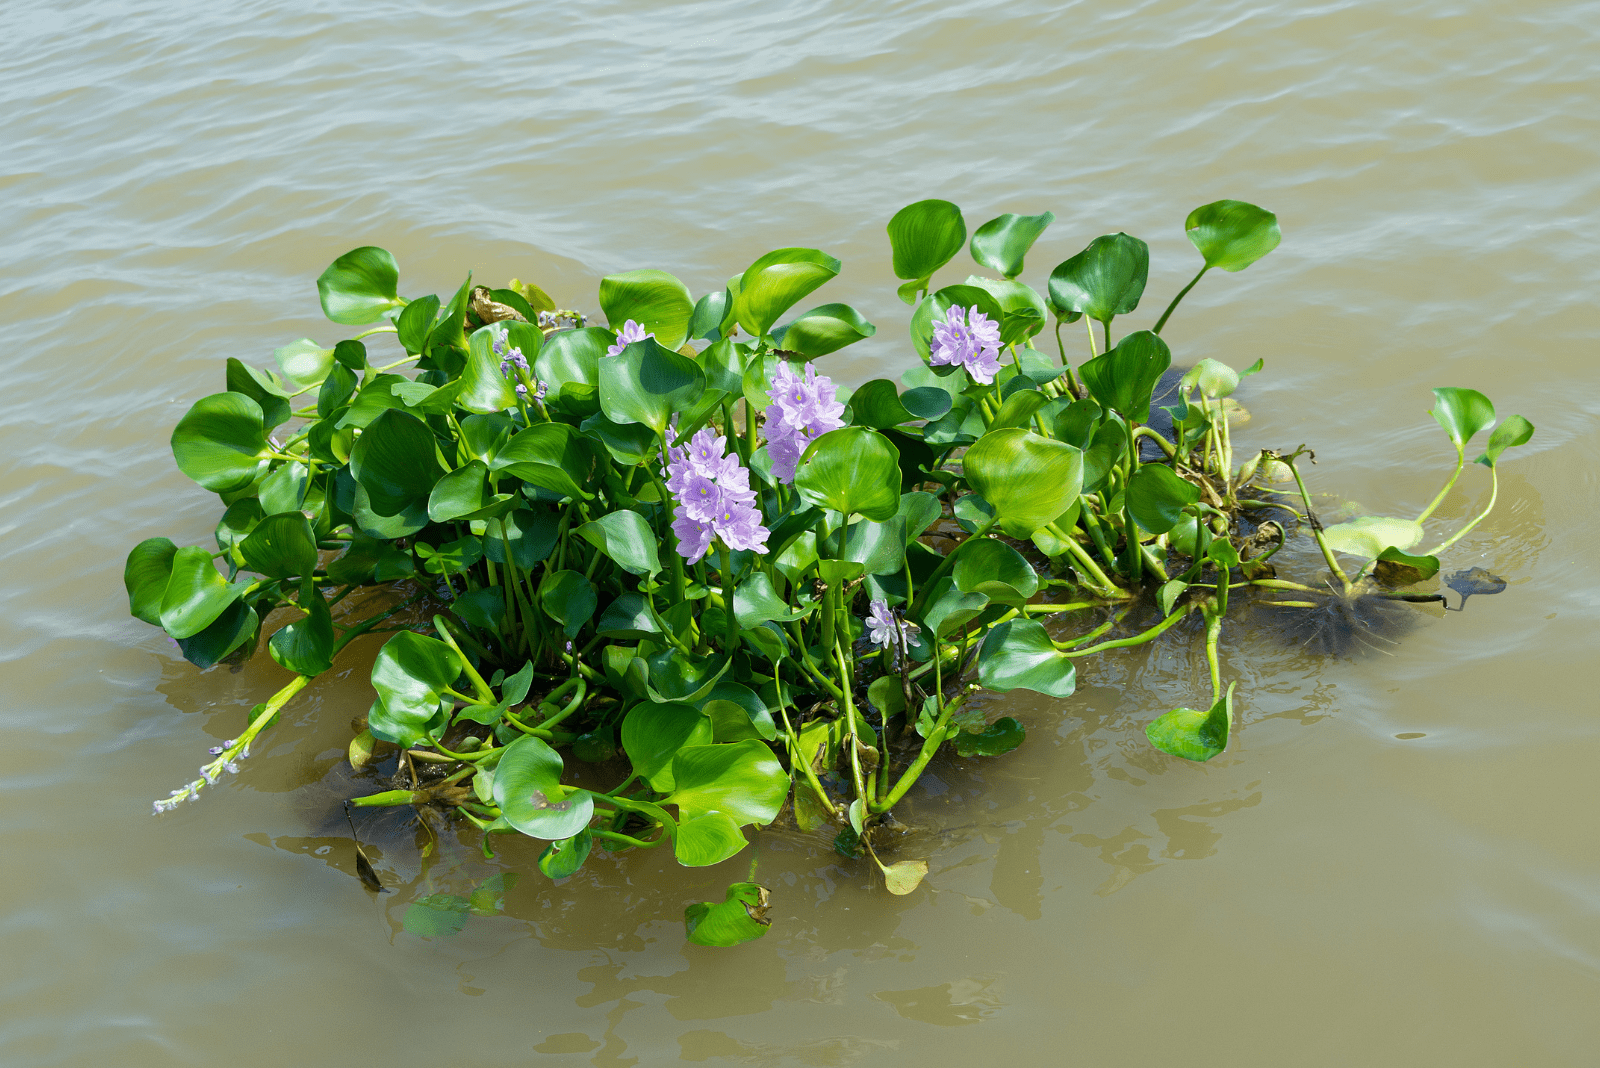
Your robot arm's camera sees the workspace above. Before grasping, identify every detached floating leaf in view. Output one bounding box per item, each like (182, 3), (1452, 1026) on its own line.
(685, 882), (771, 947)
(1146, 683), (1235, 762)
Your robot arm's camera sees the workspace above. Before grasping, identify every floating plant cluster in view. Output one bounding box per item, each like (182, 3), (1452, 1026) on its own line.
(125, 199), (1532, 945)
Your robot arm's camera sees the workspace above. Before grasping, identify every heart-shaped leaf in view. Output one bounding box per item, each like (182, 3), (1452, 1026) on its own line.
(268, 584), (334, 676)
(675, 811), (750, 868)
(317, 246), (403, 324)
(239, 511), (320, 579)
(1321, 515), (1424, 560)
(575, 510), (661, 576)
(622, 701), (712, 792)
(1047, 233), (1149, 324)
(1079, 330), (1172, 423)
(537, 570), (597, 639)
(1373, 546), (1441, 586)
(954, 539), (1039, 606)
(369, 631), (462, 744)
(735, 248), (841, 339)
(888, 200), (966, 301)
(1430, 387), (1496, 448)
(598, 269), (694, 350)
(1126, 464), (1200, 534)
(977, 619), (1077, 697)
(125, 538), (179, 626)
(492, 734), (594, 840)
(349, 409), (445, 517)
(225, 359), (291, 430)
(793, 426), (902, 521)
(953, 716), (1025, 757)
(916, 576), (989, 639)
(1475, 414), (1534, 468)
(491, 422), (594, 501)
(538, 829), (592, 880)
(970, 211), (1054, 279)
(598, 338), (706, 437)
(1185, 200), (1280, 272)
(665, 740), (789, 826)
(170, 393), (271, 494)
(962, 428), (1084, 538)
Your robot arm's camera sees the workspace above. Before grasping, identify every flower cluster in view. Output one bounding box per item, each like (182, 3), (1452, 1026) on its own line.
(606, 319), (655, 357)
(666, 426), (769, 564)
(930, 304), (1002, 384)
(493, 334), (541, 399)
(764, 360), (846, 483)
(866, 599), (919, 650)
(151, 737), (252, 814)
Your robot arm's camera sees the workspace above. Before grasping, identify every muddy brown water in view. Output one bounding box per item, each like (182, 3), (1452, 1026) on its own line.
(4, 2), (1599, 1064)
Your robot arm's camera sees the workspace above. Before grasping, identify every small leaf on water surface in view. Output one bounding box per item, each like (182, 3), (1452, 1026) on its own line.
(1320, 515), (1423, 561)
(1372, 546), (1441, 587)
(539, 829), (593, 880)
(1185, 200), (1281, 272)
(878, 858), (929, 896)
(403, 894), (470, 938)
(1444, 567), (1508, 608)
(684, 882), (771, 947)
(953, 716), (1026, 757)
(977, 620), (1076, 697)
(492, 734), (594, 841)
(1146, 682), (1235, 762)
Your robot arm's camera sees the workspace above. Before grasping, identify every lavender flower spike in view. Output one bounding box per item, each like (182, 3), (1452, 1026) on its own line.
(606, 319), (655, 357)
(665, 427), (768, 563)
(929, 305), (1003, 384)
(764, 360), (846, 483)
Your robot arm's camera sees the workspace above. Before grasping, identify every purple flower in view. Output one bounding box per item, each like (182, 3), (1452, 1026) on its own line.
(533, 380), (548, 402)
(606, 319), (655, 357)
(865, 599), (918, 649)
(515, 383), (528, 397)
(930, 305), (1002, 384)
(763, 361), (845, 483)
(665, 427), (769, 563)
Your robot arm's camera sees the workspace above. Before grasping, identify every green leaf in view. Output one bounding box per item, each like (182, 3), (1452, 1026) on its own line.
(1185, 200), (1280, 272)
(538, 829), (593, 880)
(689, 290), (731, 342)
(349, 409), (444, 516)
(316, 362), (358, 419)
(702, 682), (777, 742)
(537, 570), (596, 639)
(622, 701), (713, 792)
(456, 326), (519, 414)
(598, 338), (706, 437)
(772, 303), (876, 357)
(369, 631), (462, 746)
(735, 248), (841, 339)
(481, 508), (559, 569)
(273, 338), (336, 390)
(225, 359), (291, 430)
(970, 211), (1054, 279)
(428, 460), (499, 522)
(1475, 414), (1534, 468)
(732, 572), (811, 629)
(534, 327), (608, 417)
(1047, 233), (1149, 324)
(645, 649), (731, 704)
(575, 510), (661, 576)
(239, 511), (319, 579)
(1146, 683), (1234, 761)
(170, 393), (270, 493)
(989, 387), (1047, 431)
(1321, 515), (1424, 560)
(1373, 546), (1442, 586)
(953, 539), (1039, 606)
(962, 428), (1084, 538)
(396, 293), (440, 354)
(1079, 330), (1173, 423)
(1180, 358), (1242, 400)
(599, 269), (694, 350)
(175, 599), (259, 670)
(841, 516), (908, 576)
(848, 379), (917, 429)
(965, 275), (1051, 344)
(159, 546), (251, 639)
(452, 586), (505, 631)
(867, 676), (906, 720)
(916, 576), (989, 639)
(977, 619), (1077, 697)
(1430, 387), (1496, 448)
(909, 284), (1004, 361)
(685, 882), (771, 946)
(665, 740), (789, 826)
(595, 592), (660, 641)
(402, 894), (470, 938)
(317, 246), (403, 324)
(898, 490), (943, 542)
(125, 537), (178, 626)
(793, 426), (902, 521)
(268, 584), (334, 675)
(676, 812), (751, 868)
(491, 422), (593, 501)
(1126, 464), (1200, 534)
(887, 200), (966, 300)
(954, 716), (1025, 757)
(492, 734), (594, 840)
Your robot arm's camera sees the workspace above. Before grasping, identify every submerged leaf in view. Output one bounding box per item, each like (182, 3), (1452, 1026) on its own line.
(1146, 683), (1235, 762)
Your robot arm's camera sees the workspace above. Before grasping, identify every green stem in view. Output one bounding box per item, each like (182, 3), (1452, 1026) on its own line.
(1425, 464), (1498, 556)
(871, 690), (969, 813)
(1281, 454), (1352, 593)
(1062, 604), (1191, 656)
(1415, 442), (1467, 524)
(718, 543), (739, 654)
(1152, 265), (1210, 335)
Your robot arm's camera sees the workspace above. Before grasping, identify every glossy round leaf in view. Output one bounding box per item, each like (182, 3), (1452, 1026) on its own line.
(317, 246), (403, 324)
(953, 716), (1025, 757)
(621, 701), (713, 792)
(970, 211), (1054, 279)
(537, 570), (597, 639)
(396, 293), (440, 354)
(1430, 387), (1496, 448)
(273, 338), (336, 389)
(239, 511), (319, 579)
(887, 199), (966, 294)
(1146, 685), (1233, 761)
(962, 428), (1084, 538)
(1185, 200), (1280, 272)
(370, 631), (463, 738)
(735, 248), (841, 339)
(175, 599), (259, 670)
(675, 811), (751, 868)
(456, 326), (519, 414)
(1373, 546), (1442, 586)
(538, 830), (593, 880)
(170, 393), (270, 493)
(268, 585), (334, 676)
(685, 881), (771, 945)
(491, 422), (593, 501)
(533, 327), (608, 415)
(159, 546), (251, 639)
(1047, 233), (1150, 324)
(954, 539), (1039, 606)
(772, 302), (876, 357)
(125, 537), (178, 626)
(349, 409), (444, 516)
(1181, 358), (1241, 400)
(793, 426), (901, 521)
(575, 509), (662, 576)
(225, 358), (291, 430)
(492, 734), (594, 841)
(977, 619), (1077, 697)
(732, 572), (812, 629)
(917, 576), (989, 639)
(1078, 330), (1173, 422)
(1126, 464), (1200, 534)
(1475, 414), (1534, 468)
(599, 269), (694, 350)
(666, 741), (789, 827)
(598, 338), (706, 437)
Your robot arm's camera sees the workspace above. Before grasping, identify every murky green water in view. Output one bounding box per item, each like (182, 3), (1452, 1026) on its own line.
(4, 1), (1598, 1063)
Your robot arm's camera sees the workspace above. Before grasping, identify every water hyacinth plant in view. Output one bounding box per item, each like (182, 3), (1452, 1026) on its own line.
(126, 199), (1534, 946)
